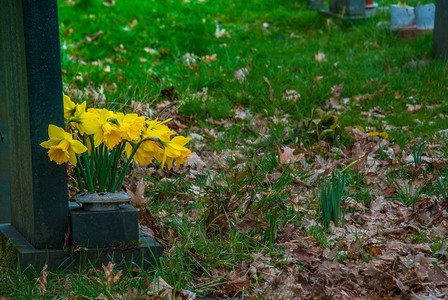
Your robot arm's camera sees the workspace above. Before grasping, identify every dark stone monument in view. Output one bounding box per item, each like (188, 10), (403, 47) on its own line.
(434, 0), (448, 58)
(329, 0), (365, 16)
(320, 0), (378, 20)
(0, 0), (162, 271)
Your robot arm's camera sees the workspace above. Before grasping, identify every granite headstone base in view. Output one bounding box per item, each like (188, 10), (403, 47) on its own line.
(70, 204), (139, 248)
(0, 223), (163, 272)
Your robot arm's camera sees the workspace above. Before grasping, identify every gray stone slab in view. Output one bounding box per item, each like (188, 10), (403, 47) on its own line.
(434, 0), (448, 58)
(0, 224), (163, 272)
(70, 205), (140, 248)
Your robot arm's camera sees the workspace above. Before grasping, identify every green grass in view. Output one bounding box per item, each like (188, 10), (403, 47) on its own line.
(58, 0), (447, 148)
(2, 0), (448, 297)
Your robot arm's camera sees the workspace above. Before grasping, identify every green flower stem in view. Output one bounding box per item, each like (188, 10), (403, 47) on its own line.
(76, 154), (95, 193)
(107, 143), (124, 192)
(98, 145), (113, 192)
(81, 135), (95, 188)
(74, 165), (84, 193)
(111, 141), (141, 192)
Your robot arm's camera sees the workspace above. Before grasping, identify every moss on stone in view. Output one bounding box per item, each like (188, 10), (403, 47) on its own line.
(0, 236), (18, 269)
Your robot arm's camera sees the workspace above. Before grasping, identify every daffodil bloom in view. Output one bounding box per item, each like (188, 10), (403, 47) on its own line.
(40, 124), (87, 166)
(125, 139), (162, 166)
(67, 101), (101, 135)
(369, 132), (388, 139)
(87, 108), (122, 149)
(146, 118), (173, 141)
(116, 112), (146, 141)
(156, 136), (191, 169)
(63, 95), (77, 121)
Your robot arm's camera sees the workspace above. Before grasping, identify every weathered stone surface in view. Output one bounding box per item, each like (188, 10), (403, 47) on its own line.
(329, 0), (365, 16)
(0, 224), (163, 272)
(71, 205), (140, 248)
(0, 0), (68, 248)
(434, 0), (448, 58)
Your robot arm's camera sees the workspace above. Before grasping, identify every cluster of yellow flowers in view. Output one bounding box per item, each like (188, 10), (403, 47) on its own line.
(41, 95), (191, 170)
(354, 125), (388, 139)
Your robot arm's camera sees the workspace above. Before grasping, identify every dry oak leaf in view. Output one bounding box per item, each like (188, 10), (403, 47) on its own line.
(37, 264), (49, 296)
(102, 261), (123, 288)
(127, 178), (149, 207)
(147, 277), (173, 299)
(222, 274), (251, 295)
(277, 146), (304, 165)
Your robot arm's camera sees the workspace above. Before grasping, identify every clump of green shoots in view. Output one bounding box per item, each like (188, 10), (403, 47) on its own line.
(318, 161), (356, 229)
(288, 108), (343, 147)
(319, 172), (346, 228)
(412, 138), (426, 166)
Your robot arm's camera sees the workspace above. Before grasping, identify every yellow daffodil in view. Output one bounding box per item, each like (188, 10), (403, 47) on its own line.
(156, 136), (191, 169)
(146, 118), (173, 141)
(369, 132), (388, 139)
(87, 108), (122, 149)
(116, 112), (146, 141)
(63, 95), (77, 121)
(125, 139), (162, 166)
(40, 124), (87, 165)
(67, 101), (101, 135)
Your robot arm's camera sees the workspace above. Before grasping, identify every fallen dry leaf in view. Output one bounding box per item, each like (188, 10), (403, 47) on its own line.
(127, 178), (149, 207)
(85, 30), (104, 42)
(278, 146), (304, 166)
(406, 103), (422, 113)
(315, 51), (326, 62)
(263, 77), (275, 101)
(234, 68), (248, 83)
(102, 261), (123, 288)
(37, 264), (49, 296)
(147, 277), (173, 299)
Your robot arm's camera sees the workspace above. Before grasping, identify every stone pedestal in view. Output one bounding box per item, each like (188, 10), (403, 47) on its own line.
(71, 205), (139, 248)
(0, 224), (163, 272)
(434, 0), (448, 58)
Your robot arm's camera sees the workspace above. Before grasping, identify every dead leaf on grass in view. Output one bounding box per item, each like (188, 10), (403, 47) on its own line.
(127, 178), (150, 207)
(186, 152), (206, 171)
(315, 51), (326, 62)
(236, 211), (269, 233)
(102, 261), (123, 288)
(85, 30), (104, 42)
(283, 89), (300, 102)
(406, 103), (423, 113)
(263, 76), (275, 101)
(233, 68), (248, 83)
(131, 101), (149, 117)
(37, 264), (48, 296)
(147, 277), (173, 299)
(277, 146), (304, 166)
(221, 274), (251, 295)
